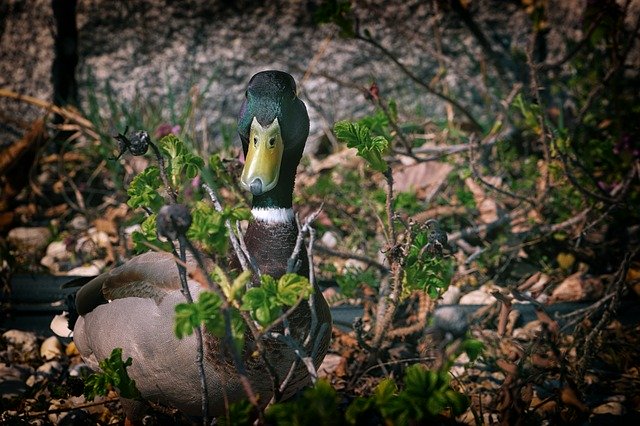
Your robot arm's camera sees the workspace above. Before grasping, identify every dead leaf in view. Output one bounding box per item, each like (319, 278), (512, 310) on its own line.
(549, 272), (604, 303)
(560, 386), (588, 412)
(393, 161), (453, 199)
(309, 148), (359, 173)
(496, 359), (518, 375)
(556, 252), (575, 270)
(318, 354), (347, 378)
(465, 177), (499, 224)
(531, 353), (556, 369)
(518, 272), (551, 295)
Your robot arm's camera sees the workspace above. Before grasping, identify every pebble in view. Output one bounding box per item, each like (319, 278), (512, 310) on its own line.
(69, 215), (89, 230)
(41, 240), (72, 272)
(40, 336), (63, 360)
(0, 363), (29, 399)
(432, 306), (469, 337)
(69, 363), (91, 377)
(67, 260), (105, 276)
(459, 287), (496, 305)
(36, 360), (63, 377)
(320, 231), (339, 249)
(2, 329), (39, 360)
(7, 226), (51, 255)
(440, 285), (461, 304)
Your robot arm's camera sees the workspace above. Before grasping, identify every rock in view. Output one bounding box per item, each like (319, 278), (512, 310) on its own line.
(69, 363), (91, 377)
(3, 330), (39, 360)
(40, 336), (63, 360)
(7, 226), (51, 255)
(36, 360), (63, 378)
(67, 260), (105, 276)
(69, 215), (89, 230)
(432, 306), (469, 337)
(440, 285), (461, 304)
(41, 240), (72, 272)
(0, 363), (29, 399)
(459, 287), (496, 305)
(320, 231), (338, 249)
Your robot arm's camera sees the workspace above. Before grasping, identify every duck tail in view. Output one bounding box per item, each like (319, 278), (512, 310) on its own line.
(50, 276), (94, 338)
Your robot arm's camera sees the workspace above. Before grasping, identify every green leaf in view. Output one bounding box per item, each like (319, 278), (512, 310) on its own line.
(462, 338), (485, 361)
(334, 120), (388, 172)
(174, 302), (200, 339)
(159, 134), (204, 186)
(131, 214), (172, 254)
(266, 380), (339, 425)
(84, 348), (141, 401)
(276, 273), (312, 306)
(174, 292), (245, 351)
(127, 166), (164, 211)
(241, 274), (312, 327)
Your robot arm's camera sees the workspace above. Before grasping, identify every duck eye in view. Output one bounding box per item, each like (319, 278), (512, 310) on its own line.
(253, 137), (258, 147)
(268, 137), (276, 148)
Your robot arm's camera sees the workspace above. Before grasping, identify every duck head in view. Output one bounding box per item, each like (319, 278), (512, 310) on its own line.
(237, 70), (309, 209)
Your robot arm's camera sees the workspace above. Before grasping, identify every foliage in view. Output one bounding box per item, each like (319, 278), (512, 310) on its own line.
(127, 166), (164, 212)
(242, 273), (313, 327)
(336, 266), (378, 298)
(403, 228), (455, 299)
(334, 120), (389, 173)
(84, 348), (141, 401)
(174, 291), (246, 352)
(160, 134), (205, 185)
(265, 379), (341, 426)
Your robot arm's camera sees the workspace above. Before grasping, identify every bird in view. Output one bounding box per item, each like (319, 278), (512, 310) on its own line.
(60, 70), (331, 422)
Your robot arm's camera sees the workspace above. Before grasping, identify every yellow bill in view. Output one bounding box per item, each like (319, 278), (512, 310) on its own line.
(241, 117), (284, 195)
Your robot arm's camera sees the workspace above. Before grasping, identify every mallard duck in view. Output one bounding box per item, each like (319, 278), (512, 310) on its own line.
(65, 70), (331, 420)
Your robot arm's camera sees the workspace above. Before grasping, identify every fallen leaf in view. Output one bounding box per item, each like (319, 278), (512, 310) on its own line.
(393, 161), (453, 199)
(549, 272), (604, 303)
(465, 177), (499, 224)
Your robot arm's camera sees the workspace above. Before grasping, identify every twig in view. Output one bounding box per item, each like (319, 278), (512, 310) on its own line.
(170, 237), (209, 425)
(526, 41), (551, 202)
(313, 244), (389, 274)
(147, 139), (177, 204)
(354, 33), (483, 131)
(575, 249), (637, 387)
(468, 136), (534, 206)
(202, 183), (260, 278)
(387, 291), (432, 339)
(287, 207), (323, 274)
(179, 237), (262, 416)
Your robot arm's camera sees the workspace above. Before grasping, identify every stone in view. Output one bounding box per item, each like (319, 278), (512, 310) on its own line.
(67, 260), (105, 276)
(40, 336), (63, 360)
(440, 285), (461, 304)
(3, 330), (38, 359)
(36, 360), (63, 378)
(320, 231), (338, 249)
(0, 363), (28, 399)
(459, 288), (496, 305)
(7, 226), (51, 255)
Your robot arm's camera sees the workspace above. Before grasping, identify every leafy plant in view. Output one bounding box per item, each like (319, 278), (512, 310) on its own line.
(84, 348), (141, 401)
(242, 274), (313, 327)
(334, 120), (389, 172)
(336, 266), (378, 298)
(403, 228), (455, 299)
(174, 291), (246, 352)
(265, 379), (341, 426)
